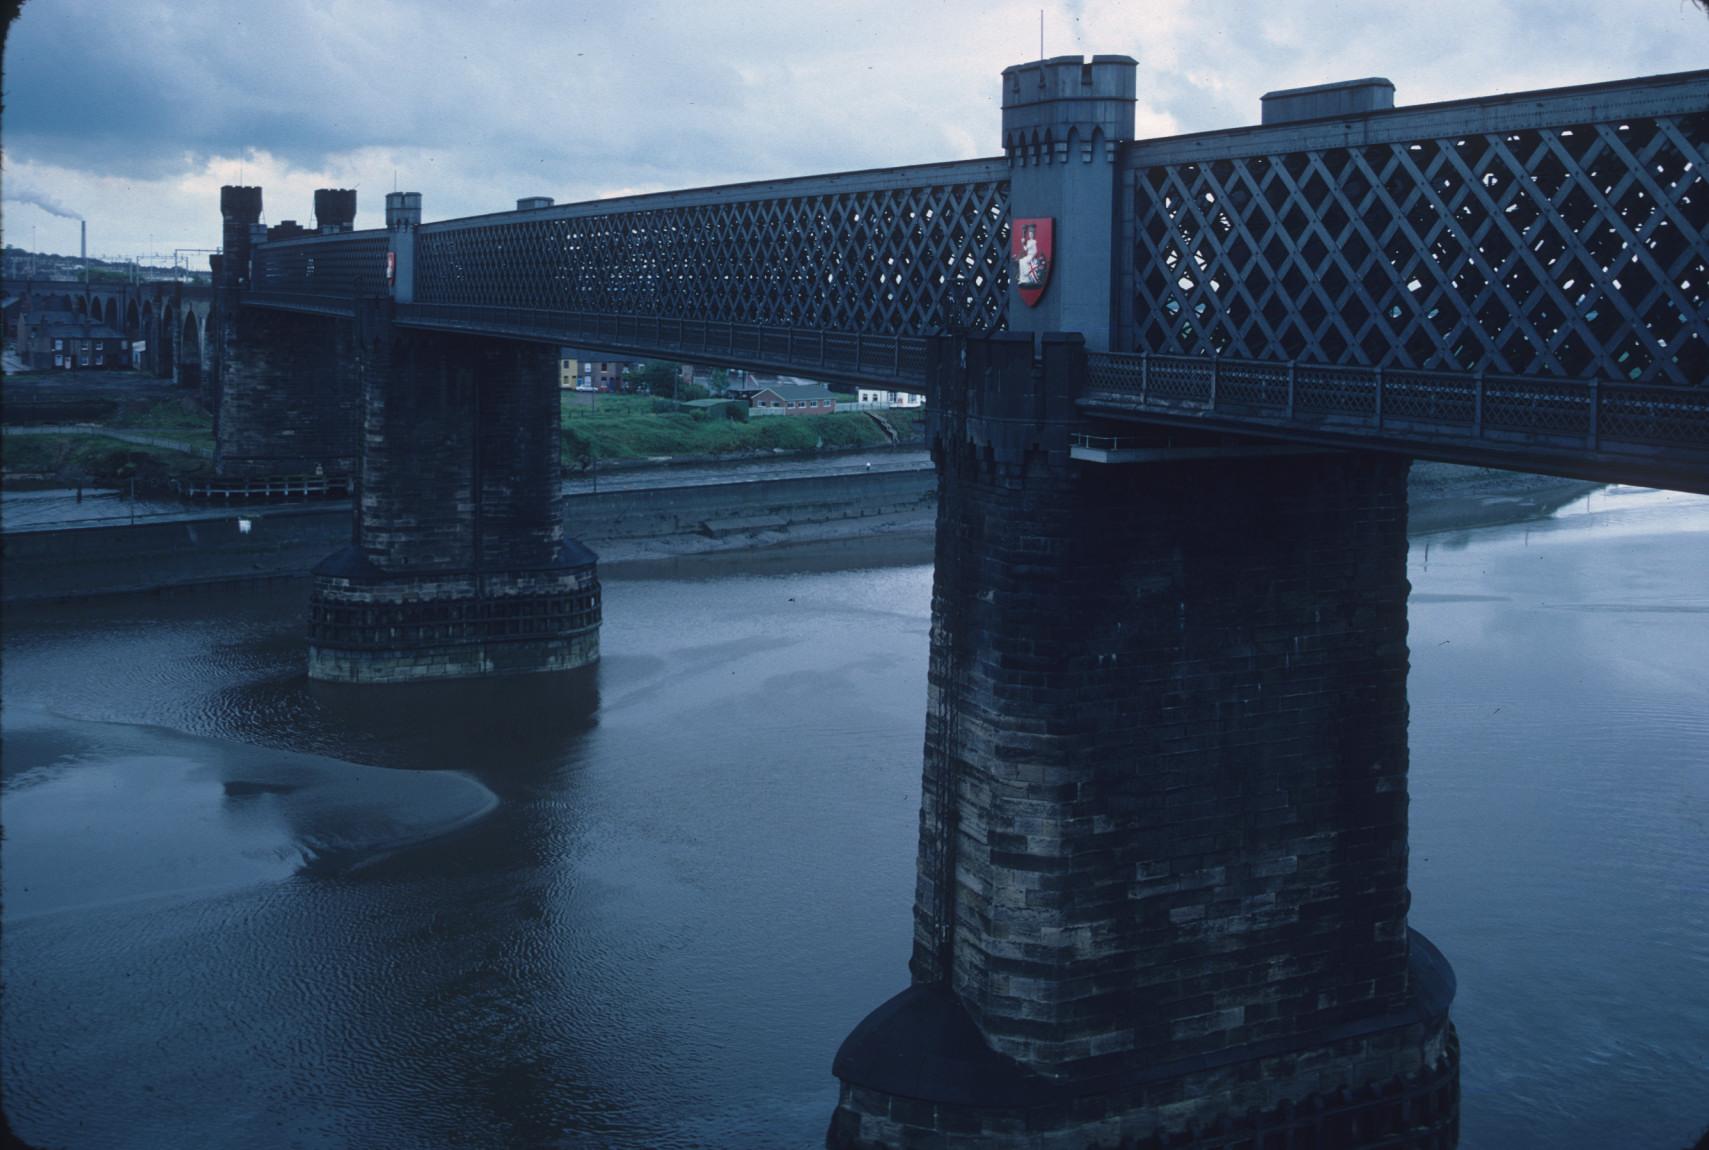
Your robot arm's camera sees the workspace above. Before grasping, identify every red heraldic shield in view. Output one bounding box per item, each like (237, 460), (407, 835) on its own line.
(1012, 217), (1053, 307)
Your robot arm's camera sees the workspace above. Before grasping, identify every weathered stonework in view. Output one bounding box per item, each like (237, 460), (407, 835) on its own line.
(307, 299), (600, 683)
(832, 985), (1456, 1149)
(213, 306), (360, 480)
(830, 334), (1455, 1148)
(307, 556), (599, 684)
(209, 184), (359, 483)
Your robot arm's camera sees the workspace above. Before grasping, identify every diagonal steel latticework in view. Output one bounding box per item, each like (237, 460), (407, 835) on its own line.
(1125, 73), (1708, 386)
(238, 70), (1708, 485)
(412, 160), (1010, 336)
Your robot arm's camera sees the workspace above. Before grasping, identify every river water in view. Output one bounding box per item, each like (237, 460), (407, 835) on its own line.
(3, 486), (1706, 1149)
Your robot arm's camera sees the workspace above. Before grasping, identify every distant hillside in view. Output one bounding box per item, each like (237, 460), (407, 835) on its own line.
(2, 245), (212, 285)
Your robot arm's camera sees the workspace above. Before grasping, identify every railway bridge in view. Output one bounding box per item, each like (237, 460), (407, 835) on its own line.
(211, 55), (1707, 1149)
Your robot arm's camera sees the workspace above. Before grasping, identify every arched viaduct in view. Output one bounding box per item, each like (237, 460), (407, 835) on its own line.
(5, 277), (216, 400)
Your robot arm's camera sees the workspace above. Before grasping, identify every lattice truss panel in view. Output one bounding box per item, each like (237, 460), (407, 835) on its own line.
(414, 179), (1010, 335)
(1131, 113), (1708, 384)
(252, 232), (391, 299)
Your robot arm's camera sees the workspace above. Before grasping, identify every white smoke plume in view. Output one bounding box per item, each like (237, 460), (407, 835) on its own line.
(4, 184), (83, 221)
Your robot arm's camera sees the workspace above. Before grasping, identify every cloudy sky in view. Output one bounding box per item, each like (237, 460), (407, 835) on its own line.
(3, 0), (1705, 264)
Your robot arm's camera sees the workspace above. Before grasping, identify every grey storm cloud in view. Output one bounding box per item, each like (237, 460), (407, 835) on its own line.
(3, 0), (1705, 253)
(5, 0), (500, 178)
(2, 0), (958, 189)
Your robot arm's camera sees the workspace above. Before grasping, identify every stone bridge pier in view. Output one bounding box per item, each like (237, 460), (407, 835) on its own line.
(306, 297), (600, 683)
(829, 335), (1458, 1149)
(211, 185), (360, 482)
(213, 306), (359, 479)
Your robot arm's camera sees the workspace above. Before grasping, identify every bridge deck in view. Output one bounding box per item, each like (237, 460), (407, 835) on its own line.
(1083, 351), (1709, 494)
(392, 306), (930, 391)
(235, 67), (1706, 493)
(236, 292), (938, 388)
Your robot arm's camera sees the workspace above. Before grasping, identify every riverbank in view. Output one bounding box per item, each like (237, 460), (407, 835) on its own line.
(0, 456), (939, 602)
(0, 382), (924, 489)
(1406, 461), (1602, 536)
(0, 457), (1603, 603)
(560, 392), (927, 463)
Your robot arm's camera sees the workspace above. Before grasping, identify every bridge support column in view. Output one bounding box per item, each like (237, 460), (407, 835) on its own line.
(829, 335), (1456, 1149)
(213, 307), (360, 480)
(307, 298), (599, 683)
(208, 183), (359, 485)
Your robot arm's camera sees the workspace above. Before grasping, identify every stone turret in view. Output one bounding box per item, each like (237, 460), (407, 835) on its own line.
(314, 188), (357, 233)
(384, 192), (422, 302)
(385, 191), (422, 230)
(219, 185), (263, 291)
(1000, 54), (1136, 165)
(998, 55), (1136, 351)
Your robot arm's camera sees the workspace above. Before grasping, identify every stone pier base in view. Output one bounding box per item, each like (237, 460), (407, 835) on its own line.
(829, 931), (1458, 1150)
(307, 541), (600, 684)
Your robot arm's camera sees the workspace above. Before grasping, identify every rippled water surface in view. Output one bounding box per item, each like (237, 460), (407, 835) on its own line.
(4, 486), (1706, 1149)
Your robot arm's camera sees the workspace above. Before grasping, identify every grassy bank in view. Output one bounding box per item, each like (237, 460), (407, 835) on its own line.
(559, 394), (925, 465)
(109, 398), (215, 452)
(1, 397), (215, 487)
(1, 432), (211, 486)
(1, 392), (925, 486)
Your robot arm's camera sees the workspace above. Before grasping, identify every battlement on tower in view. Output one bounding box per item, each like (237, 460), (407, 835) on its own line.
(385, 191), (423, 230)
(1001, 54), (1136, 164)
(220, 185), (263, 222)
(314, 188), (358, 233)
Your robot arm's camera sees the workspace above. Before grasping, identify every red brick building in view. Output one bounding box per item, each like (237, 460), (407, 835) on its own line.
(749, 379), (838, 415)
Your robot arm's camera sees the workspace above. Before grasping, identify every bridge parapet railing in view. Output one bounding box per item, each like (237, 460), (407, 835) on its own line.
(1598, 384), (1709, 447)
(395, 303), (930, 387)
(1122, 69), (1709, 387)
(1084, 350), (1709, 461)
(1293, 364), (1379, 420)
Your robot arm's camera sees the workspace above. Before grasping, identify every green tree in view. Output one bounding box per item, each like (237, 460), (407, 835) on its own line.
(633, 360), (684, 398)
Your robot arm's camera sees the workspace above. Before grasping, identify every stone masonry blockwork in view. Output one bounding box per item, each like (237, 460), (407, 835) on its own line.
(830, 335), (1452, 1148)
(921, 441), (1414, 1070)
(214, 307), (359, 479)
(353, 310), (565, 574)
(307, 301), (599, 683)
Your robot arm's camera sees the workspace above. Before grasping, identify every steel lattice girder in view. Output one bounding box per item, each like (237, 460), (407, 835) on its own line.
(1125, 73), (1709, 386)
(411, 161), (1010, 336)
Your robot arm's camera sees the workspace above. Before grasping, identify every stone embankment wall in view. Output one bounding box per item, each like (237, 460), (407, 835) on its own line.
(0, 467), (937, 602)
